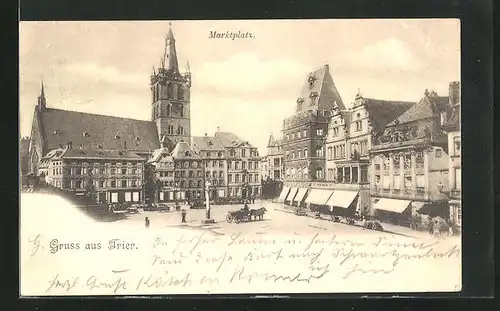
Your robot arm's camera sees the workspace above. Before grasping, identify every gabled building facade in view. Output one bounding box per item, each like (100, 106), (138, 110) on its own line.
(38, 143), (145, 203)
(369, 83), (458, 226)
(265, 133), (284, 181)
(324, 93), (415, 215)
(282, 64), (345, 184)
(191, 134), (227, 199)
(215, 131), (261, 198)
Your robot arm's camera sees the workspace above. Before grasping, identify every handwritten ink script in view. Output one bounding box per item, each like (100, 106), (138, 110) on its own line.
(21, 230), (461, 295)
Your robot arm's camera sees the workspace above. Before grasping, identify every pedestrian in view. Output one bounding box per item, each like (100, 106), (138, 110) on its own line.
(144, 217), (150, 228)
(181, 209), (187, 223)
(252, 195), (255, 204)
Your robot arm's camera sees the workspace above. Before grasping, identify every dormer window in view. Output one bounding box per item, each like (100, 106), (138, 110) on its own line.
(83, 131), (89, 137)
(96, 144), (103, 149)
(296, 98), (304, 104)
(135, 137), (140, 141)
(53, 130), (60, 135)
(185, 151), (190, 156)
(309, 92), (318, 98)
(308, 75), (316, 86)
(115, 135), (120, 140)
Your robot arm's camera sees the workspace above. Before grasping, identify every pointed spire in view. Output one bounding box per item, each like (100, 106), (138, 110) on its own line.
(163, 22), (179, 73)
(152, 65), (156, 75)
(37, 79), (47, 110)
(186, 60), (190, 74)
(267, 133), (276, 147)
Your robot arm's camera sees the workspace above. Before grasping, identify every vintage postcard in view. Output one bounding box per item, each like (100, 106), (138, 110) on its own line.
(19, 19), (461, 296)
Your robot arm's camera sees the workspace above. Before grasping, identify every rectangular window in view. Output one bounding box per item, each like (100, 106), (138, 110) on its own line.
(436, 149), (442, 158)
(316, 128), (323, 136)
(297, 131), (301, 139)
(111, 168), (116, 175)
(242, 161), (247, 169)
(352, 167), (358, 183)
(125, 192), (132, 202)
(228, 161), (232, 169)
(249, 175), (253, 183)
(121, 180), (127, 188)
(361, 166), (368, 183)
(455, 168), (461, 190)
(304, 148), (308, 158)
(235, 162), (240, 170)
(111, 180), (116, 188)
(133, 192), (140, 202)
(337, 167), (343, 183)
(235, 174), (240, 183)
(382, 176), (390, 189)
(303, 130), (307, 137)
(111, 193), (118, 203)
(416, 175), (425, 188)
(393, 176), (401, 190)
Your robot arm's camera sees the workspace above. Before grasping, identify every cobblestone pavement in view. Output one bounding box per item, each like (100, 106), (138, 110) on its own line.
(115, 200), (460, 242)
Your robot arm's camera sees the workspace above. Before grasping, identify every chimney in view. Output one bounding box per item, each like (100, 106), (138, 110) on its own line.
(449, 81), (460, 105)
(66, 141), (72, 149)
(216, 126), (220, 133)
(124, 141), (127, 150)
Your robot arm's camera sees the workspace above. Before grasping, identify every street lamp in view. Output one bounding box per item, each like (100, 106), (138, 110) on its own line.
(205, 181), (211, 219)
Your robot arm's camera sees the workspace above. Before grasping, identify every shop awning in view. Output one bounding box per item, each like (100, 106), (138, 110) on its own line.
(305, 189), (334, 205)
(277, 187), (290, 202)
(373, 198), (412, 213)
(286, 188), (299, 201)
(294, 188), (308, 202)
(326, 190), (359, 209)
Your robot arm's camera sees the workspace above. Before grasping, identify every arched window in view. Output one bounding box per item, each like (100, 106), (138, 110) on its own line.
(178, 126), (184, 135)
(167, 104), (171, 116)
(167, 83), (174, 99)
(178, 87), (184, 100)
(315, 168), (323, 179)
(179, 104), (184, 117)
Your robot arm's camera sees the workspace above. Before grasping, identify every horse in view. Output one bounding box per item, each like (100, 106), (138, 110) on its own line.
(250, 207), (267, 221)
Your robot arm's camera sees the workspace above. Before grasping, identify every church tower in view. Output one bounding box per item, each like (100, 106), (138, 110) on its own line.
(150, 24), (192, 150)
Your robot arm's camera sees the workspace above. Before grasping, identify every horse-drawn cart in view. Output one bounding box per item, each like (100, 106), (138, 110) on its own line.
(226, 207), (267, 224)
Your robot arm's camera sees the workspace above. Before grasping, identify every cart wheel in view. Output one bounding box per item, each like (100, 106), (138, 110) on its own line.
(226, 214), (233, 223)
(235, 217), (241, 224)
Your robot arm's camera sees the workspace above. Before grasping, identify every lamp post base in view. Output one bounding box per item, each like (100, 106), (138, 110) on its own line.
(201, 219), (216, 224)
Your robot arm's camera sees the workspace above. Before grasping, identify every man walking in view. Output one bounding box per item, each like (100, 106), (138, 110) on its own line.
(181, 209), (187, 223)
(144, 217), (150, 228)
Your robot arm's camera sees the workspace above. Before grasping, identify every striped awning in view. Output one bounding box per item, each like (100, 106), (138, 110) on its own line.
(294, 188), (308, 202)
(304, 189), (333, 205)
(373, 198), (412, 213)
(326, 190), (359, 209)
(277, 187), (290, 202)
(286, 188), (299, 201)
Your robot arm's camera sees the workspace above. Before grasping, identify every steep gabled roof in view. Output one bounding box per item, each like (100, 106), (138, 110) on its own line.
(191, 136), (225, 152)
(388, 96), (448, 126)
(297, 64), (345, 112)
(170, 141), (201, 159)
(363, 98), (415, 132)
(39, 108), (160, 152)
(215, 132), (255, 148)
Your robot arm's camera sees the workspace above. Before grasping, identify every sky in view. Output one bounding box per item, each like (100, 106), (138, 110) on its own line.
(19, 19), (460, 154)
